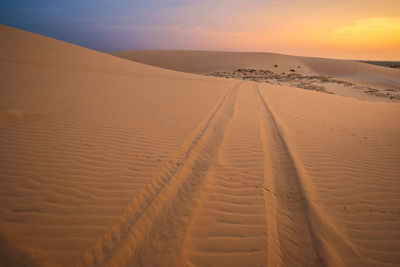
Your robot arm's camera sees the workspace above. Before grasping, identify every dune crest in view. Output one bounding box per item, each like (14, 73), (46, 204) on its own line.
(112, 50), (400, 102)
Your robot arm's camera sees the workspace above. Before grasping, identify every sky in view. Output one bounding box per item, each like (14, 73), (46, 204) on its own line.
(1, 0), (400, 60)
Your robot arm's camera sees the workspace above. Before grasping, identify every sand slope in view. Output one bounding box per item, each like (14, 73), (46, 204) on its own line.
(1, 25), (400, 267)
(0, 25), (232, 266)
(111, 50), (400, 90)
(257, 84), (400, 266)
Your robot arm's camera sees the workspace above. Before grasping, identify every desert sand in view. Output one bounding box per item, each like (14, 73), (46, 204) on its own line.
(112, 50), (400, 102)
(111, 50), (400, 86)
(1, 25), (400, 267)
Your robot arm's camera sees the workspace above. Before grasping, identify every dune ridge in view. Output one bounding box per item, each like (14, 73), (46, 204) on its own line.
(111, 50), (400, 90)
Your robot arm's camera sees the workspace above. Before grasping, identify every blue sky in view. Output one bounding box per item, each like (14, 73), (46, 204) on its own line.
(0, 0), (158, 51)
(0, 0), (242, 51)
(1, 0), (399, 59)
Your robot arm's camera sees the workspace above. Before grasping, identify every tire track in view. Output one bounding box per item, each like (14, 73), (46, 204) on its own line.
(77, 83), (239, 267)
(181, 83), (267, 267)
(254, 84), (325, 267)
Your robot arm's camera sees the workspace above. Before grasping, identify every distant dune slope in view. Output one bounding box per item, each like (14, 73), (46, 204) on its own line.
(1, 25), (400, 267)
(111, 50), (400, 89)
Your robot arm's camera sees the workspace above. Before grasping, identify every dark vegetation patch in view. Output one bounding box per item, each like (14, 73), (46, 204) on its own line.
(206, 68), (400, 100)
(360, 61), (400, 69)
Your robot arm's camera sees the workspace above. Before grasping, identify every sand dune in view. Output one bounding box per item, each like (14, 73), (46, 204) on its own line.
(112, 50), (400, 102)
(0, 25), (232, 266)
(111, 50), (400, 89)
(258, 84), (400, 266)
(1, 25), (400, 267)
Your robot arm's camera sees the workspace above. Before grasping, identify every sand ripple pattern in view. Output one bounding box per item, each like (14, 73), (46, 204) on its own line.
(78, 84), (239, 266)
(79, 82), (348, 266)
(255, 85), (324, 266)
(183, 84), (267, 267)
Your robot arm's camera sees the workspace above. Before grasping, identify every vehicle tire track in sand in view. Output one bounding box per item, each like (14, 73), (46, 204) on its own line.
(254, 84), (325, 267)
(182, 83), (268, 267)
(77, 83), (239, 267)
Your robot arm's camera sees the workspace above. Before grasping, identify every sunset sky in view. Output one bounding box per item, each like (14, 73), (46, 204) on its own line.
(1, 0), (399, 60)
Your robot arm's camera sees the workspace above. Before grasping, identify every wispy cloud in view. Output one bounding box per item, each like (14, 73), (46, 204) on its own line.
(334, 17), (400, 36)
